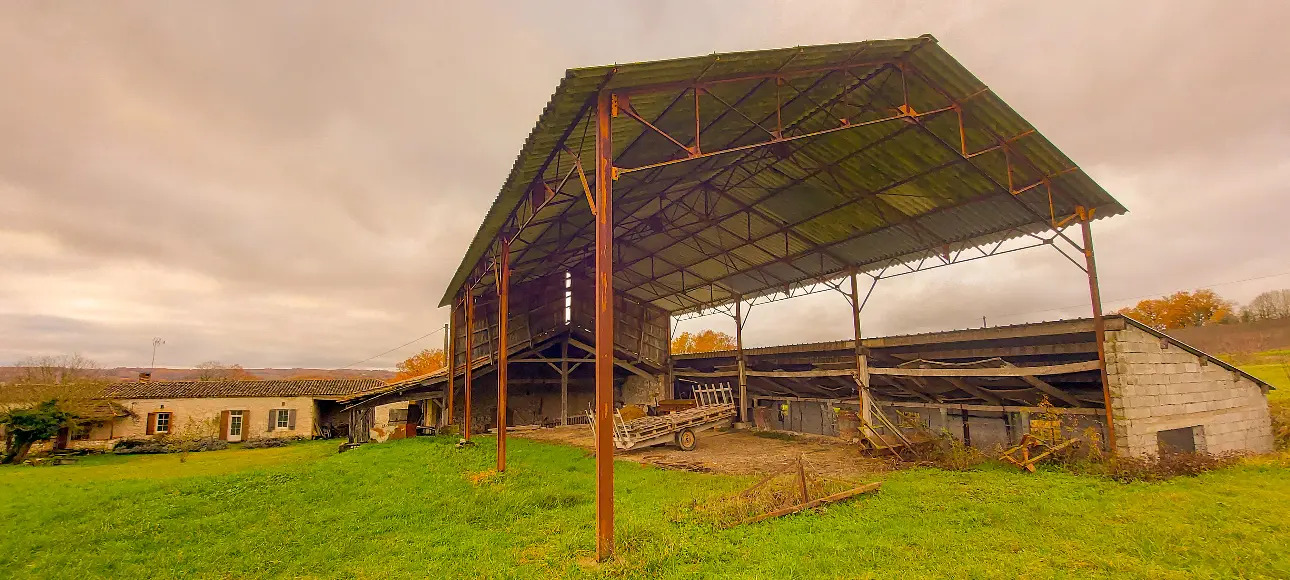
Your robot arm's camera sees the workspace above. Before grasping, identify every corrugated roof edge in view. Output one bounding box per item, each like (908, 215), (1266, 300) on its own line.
(436, 36), (938, 308)
(437, 67), (595, 308)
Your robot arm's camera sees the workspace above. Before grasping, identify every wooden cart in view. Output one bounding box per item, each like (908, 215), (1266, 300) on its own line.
(596, 383), (736, 451)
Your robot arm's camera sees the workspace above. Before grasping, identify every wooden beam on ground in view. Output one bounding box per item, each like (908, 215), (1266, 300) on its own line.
(736, 482), (882, 527)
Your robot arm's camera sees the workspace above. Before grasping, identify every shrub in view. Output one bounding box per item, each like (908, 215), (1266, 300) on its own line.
(112, 436), (228, 455)
(894, 412), (987, 471)
(1270, 399), (1290, 451)
(173, 438), (228, 453)
(919, 431), (987, 471)
(241, 436), (305, 449)
(113, 438), (168, 455)
(1089, 451), (1245, 483)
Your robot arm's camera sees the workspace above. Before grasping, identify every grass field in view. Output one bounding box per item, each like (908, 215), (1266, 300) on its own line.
(3, 433), (1290, 579)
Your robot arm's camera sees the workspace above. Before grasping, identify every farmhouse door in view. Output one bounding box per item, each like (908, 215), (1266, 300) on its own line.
(227, 410), (245, 442)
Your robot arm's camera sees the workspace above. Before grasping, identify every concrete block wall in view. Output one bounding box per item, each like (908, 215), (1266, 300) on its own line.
(1106, 324), (1273, 456)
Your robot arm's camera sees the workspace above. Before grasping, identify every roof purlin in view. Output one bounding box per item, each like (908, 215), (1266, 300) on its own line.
(439, 36), (1126, 315)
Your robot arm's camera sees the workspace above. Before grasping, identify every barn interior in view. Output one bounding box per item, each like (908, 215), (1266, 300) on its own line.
(347, 35), (1126, 453)
(345, 35), (1130, 558)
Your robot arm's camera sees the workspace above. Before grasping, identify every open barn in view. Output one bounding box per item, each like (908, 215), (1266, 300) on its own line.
(342, 35), (1275, 558)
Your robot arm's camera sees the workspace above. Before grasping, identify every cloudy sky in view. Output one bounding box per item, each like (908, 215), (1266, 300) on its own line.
(3, 1), (1288, 369)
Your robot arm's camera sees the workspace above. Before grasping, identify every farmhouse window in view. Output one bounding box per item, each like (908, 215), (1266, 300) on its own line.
(388, 408), (409, 425)
(229, 411), (243, 437)
(268, 409), (297, 431)
(155, 412), (171, 434)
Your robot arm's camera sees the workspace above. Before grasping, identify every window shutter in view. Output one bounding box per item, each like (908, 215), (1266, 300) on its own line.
(268, 410), (277, 431)
(145, 412), (157, 435)
(241, 410), (250, 437)
(287, 409), (297, 430)
(219, 411), (230, 441)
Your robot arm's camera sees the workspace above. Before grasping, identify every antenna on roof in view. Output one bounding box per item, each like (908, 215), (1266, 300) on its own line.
(151, 337), (166, 375)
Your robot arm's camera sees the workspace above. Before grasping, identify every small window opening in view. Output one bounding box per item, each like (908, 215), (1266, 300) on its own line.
(564, 271), (572, 324)
(1157, 426), (1199, 454)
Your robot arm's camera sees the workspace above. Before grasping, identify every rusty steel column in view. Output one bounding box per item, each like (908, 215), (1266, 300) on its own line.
(496, 239), (510, 472)
(464, 290), (475, 442)
(1079, 208), (1117, 454)
(734, 297), (748, 423)
(849, 271), (873, 436)
(593, 89), (615, 562)
(446, 301), (456, 427)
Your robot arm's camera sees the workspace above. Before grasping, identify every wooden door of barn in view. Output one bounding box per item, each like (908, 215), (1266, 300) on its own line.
(349, 407), (373, 444)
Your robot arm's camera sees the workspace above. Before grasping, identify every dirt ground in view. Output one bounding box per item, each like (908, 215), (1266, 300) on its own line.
(513, 424), (894, 479)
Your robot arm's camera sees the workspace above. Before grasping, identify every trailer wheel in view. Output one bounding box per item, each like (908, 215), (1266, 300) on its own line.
(675, 428), (698, 451)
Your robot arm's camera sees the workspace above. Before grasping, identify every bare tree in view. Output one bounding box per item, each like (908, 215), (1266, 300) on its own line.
(2, 354), (107, 410)
(190, 361), (255, 382)
(1241, 289), (1290, 322)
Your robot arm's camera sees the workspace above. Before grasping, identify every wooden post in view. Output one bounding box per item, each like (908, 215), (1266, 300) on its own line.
(1079, 207), (1117, 454)
(666, 355), (675, 401)
(560, 337), (569, 426)
(593, 89), (615, 561)
(496, 238), (510, 472)
(464, 291), (474, 442)
(849, 271), (873, 435)
(735, 297), (748, 423)
(446, 305), (456, 427)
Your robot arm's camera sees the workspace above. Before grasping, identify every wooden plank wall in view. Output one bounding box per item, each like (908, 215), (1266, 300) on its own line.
(451, 273), (567, 370)
(571, 271), (669, 368)
(450, 270), (670, 371)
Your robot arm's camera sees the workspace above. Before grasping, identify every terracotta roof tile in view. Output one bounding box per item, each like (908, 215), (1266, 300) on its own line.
(103, 379), (384, 400)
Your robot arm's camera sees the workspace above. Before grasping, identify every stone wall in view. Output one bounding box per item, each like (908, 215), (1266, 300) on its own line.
(91, 396), (320, 443)
(621, 374), (666, 407)
(1107, 324), (1274, 456)
(452, 379), (596, 434)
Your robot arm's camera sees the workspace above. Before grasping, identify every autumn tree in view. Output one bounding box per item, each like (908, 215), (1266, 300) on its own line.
(1116, 289), (1234, 331)
(191, 362), (256, 382)
(1241, 289), (1290, 322)
(393, 349), (446, 381)
(670, 330), (737, 354)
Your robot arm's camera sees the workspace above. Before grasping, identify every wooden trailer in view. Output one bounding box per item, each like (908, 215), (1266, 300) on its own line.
(600, 383), (736, 451)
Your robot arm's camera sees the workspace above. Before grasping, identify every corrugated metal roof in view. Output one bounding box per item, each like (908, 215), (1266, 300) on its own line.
(440, 35), (1125, 313)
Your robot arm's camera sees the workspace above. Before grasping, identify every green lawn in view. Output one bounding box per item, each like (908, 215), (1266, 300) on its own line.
(3, 437), (1290, 579)
(1243, 363), (1290, 401)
